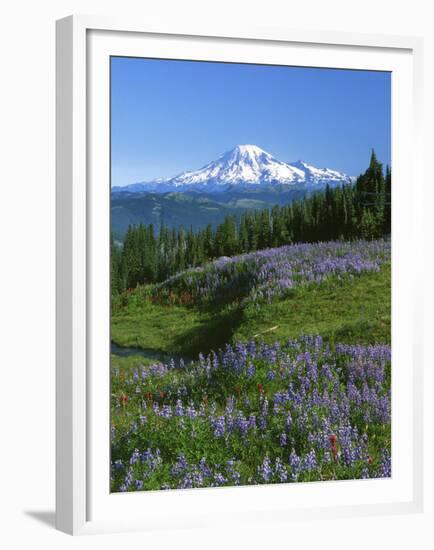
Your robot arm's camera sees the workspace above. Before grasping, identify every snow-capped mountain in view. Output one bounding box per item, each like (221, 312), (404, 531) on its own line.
(167, 145), (305, 188)
(112, 145), (354, 194)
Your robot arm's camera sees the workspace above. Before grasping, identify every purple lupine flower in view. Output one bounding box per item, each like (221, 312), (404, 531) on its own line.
(199, 457), (212, 479)
(274, 457), (288, 482)
(225, 396), (235, 416)
(112, 320), (391, 492)
(129, 448), (140, 465)
(286, 412), (293, 431)
(380, 450), (392, 478)
(175, 399), (184, 417)
(234, 411), (249, 436)
(213, 473), (226, 486)
(154, 241), (390, 307)
(212, 416), (225, 438)
(171, 455), (189, 477)
(185, 403), (197, 419)
(289, 450), (301, 480)
(119, 466), (134, 492)
(301, 449), (317, 472)
(259, 456), (273, 482)
(227, 459), (241, 485)
(248, 413), (257, 430)
(160, 404), (172, 418)
(266, 369), (276, 381)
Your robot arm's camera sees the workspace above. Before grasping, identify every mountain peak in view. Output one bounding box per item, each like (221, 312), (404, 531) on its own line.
(113, 145), (355, 193)
(222, 144), (273, 165)
(231, 144), (268, 155)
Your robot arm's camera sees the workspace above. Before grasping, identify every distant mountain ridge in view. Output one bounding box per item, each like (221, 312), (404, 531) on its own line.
(111, 186), (315, 239)
(112, 145), (355, 194)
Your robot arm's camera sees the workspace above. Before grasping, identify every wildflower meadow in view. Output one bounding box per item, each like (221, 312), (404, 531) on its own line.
(110, 59), (392, 494)
(111, 240), (391, 492)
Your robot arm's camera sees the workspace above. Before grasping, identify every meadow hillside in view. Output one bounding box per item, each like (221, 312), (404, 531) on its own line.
(112, 240), (391, 357)
(111, 239), (391, 491)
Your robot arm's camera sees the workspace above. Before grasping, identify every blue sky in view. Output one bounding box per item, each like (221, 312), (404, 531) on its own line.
(111, 57), (391, 187)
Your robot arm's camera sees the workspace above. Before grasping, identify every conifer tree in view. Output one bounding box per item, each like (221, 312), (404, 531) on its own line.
(111, 150), (391, 291)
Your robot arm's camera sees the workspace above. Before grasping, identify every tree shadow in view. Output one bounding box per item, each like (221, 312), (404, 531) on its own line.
(173, 304), (245, 357)
(24, 510), (56, 529)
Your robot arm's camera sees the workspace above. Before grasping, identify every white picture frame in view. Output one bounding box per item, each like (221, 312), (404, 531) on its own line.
(56, 14), (424, 535)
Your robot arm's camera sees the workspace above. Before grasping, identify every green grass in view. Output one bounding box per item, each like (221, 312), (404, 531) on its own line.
(111, 264), (390, 359)
(234, 265), (391, 346)
(111, 302), (202, 353)
(111, 302), (243, 356)
(111, 354), (156, 370)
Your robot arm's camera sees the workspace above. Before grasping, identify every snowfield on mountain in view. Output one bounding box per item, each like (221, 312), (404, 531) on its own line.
(112, 145), (355, 194)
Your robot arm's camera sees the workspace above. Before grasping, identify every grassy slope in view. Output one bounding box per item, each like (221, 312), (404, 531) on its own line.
(234, 265), (391, 347)
(111, 354), (156, 371)
(111, 302), (244, 357)
(111, 264), (390, 358)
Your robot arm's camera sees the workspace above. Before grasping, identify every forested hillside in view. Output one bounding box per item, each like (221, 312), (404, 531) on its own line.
(112, 151), (390, 295)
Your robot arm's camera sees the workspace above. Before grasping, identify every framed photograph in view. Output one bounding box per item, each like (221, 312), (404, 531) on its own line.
(56, 15), (424, 535)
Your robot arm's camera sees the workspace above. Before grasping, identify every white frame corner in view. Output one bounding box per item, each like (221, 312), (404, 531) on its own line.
(56, 14), (424, 535)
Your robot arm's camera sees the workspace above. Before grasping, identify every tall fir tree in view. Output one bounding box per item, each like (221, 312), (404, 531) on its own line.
(111, 150), (391, 295)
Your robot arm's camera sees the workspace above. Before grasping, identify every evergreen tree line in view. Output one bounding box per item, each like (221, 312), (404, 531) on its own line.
(112, 151), (391, 294)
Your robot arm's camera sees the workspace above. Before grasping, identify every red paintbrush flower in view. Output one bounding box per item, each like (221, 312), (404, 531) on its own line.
(330, 434), (338, 460)
(120, 394), (129, 406)
(257, 383), (264, 393)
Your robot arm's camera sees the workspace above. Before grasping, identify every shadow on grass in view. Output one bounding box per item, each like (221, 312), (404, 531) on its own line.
(172, 304), (245, 356)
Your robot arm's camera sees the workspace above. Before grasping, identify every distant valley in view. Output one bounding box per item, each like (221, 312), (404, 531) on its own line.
(111, 187), (314, 239)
